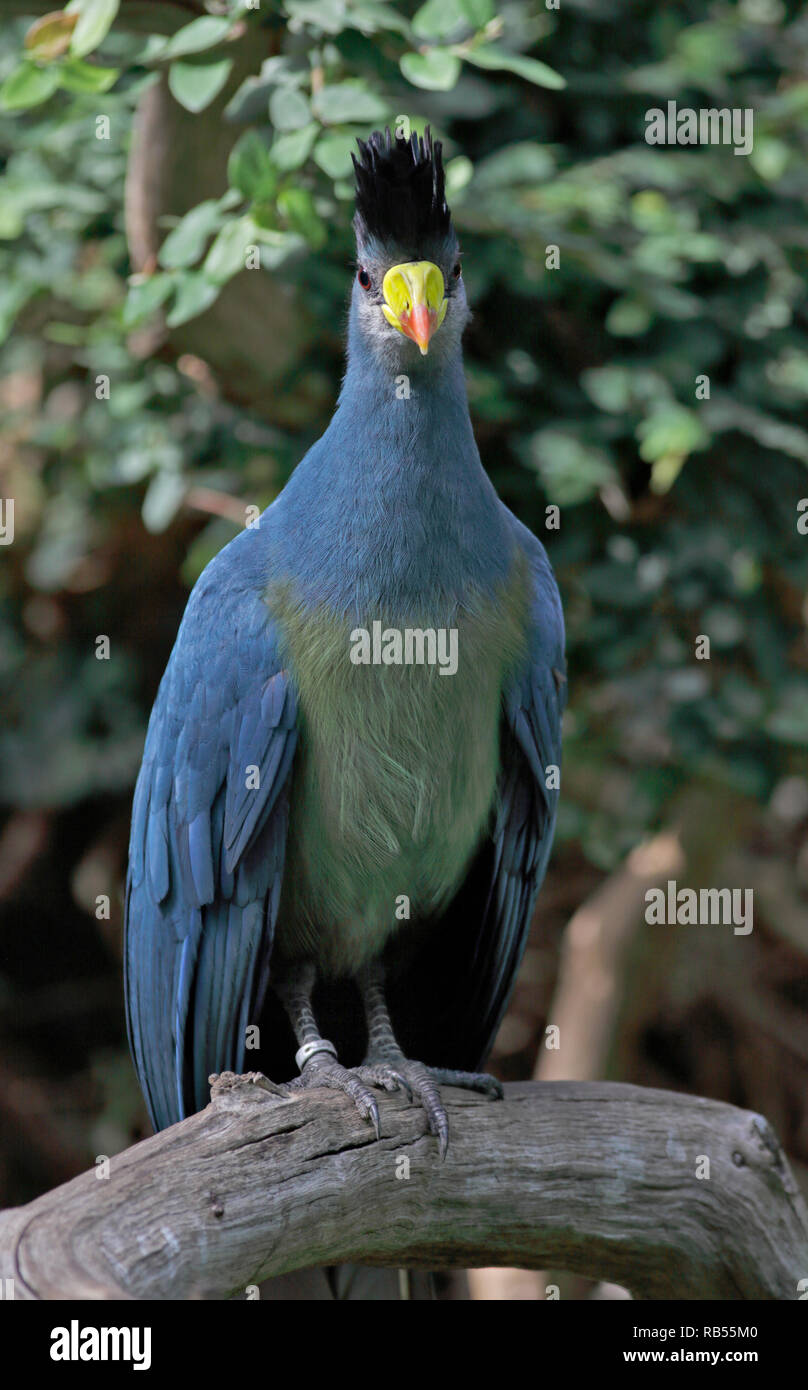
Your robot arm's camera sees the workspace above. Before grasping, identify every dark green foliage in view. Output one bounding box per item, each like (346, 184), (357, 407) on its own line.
(3, 0), (805, 858)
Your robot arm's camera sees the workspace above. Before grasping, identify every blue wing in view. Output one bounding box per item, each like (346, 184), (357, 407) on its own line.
(467, 517), (565, 1060)
(124, 528), (298, 1131)
(388, 515), (565, 1069)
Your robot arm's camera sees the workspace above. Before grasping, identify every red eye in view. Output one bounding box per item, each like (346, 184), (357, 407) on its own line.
(452, 262), (462, 279)
(358, 268), (371, 290)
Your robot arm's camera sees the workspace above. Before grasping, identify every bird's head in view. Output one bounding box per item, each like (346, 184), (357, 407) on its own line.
(350, 127), (468, 370)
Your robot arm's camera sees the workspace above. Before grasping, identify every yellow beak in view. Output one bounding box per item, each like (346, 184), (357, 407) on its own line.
(381, 261), (447, 355)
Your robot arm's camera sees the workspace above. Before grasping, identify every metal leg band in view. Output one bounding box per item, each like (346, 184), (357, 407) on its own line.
(295, 1038), (338, 1072)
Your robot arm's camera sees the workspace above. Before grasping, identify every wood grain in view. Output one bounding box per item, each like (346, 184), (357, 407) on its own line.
(1, 1075), (806, 1300)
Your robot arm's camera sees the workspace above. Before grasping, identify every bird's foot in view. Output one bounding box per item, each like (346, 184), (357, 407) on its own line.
(277, 1056), (413, 1140)
(365, 1059), (503, 1160)
(278, 1046), (502, 1157)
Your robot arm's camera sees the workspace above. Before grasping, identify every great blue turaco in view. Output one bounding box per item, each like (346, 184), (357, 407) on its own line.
(125, 129), (565, 1194)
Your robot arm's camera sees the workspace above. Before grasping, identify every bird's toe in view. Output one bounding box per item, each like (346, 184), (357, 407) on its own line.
(284, 1059), (384, 1136)
(426, 1067), (504, 1099)
(364, 1058), (450, 1158)
(354, 1062), (414, 1099)
(407, 1064), (450, 1159)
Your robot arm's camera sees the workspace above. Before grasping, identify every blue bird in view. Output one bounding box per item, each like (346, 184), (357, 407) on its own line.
(125, 128), (565, 1163)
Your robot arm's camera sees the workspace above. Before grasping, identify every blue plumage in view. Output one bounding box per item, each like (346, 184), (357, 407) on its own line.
(124, 129), (565, 1138)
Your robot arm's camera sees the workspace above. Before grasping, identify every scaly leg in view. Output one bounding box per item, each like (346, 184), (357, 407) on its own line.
(358, 960), (502, 1159)
(272, 959), (412, 1139)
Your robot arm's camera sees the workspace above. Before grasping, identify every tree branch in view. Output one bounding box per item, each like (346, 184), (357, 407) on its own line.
(1, 1076), (806, 1300)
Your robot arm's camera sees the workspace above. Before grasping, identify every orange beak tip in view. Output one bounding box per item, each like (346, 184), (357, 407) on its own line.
(405, 303), (433, 354)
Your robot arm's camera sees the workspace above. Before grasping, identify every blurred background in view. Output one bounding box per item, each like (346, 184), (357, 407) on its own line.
(1, 0), (808, 1299)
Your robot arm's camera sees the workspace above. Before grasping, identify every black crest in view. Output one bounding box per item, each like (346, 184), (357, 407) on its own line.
(352, 127), (453, 249)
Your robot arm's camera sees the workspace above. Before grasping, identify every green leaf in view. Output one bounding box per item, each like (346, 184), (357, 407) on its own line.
(472, 141), (554, 188)
(0, 63), (61, 111)
(400, 50), (461, 91)
(106, 381), (151, 419)
(313, 81), (388, 123)
(277, 186), (325, 247)
(268, 85), (312, 131)
(243, 228), (305, 270)
(459, 43), (566, 89)
(529, 428), (616, 506)
(168, 59), (232, 113)
(0, 282), (34, 342)
(344, 2), (412, 37)
(749, 137), (789, 183)
(162, 16), (232, 59)
(223, 71), (274, 121)
(228, 130), (278, 199)
(445, 154), (473, 196)
(412, 0), (469, 39)
(202, 217), (259, 284)
(606, 297), (652, 337)
(458, 0), (494, 24)
(134, 34), (169, 63)
(159, 200), (225, 270)
(0, 198), (24, 240)
(638, 406), (710, 461)
(60, 58), (120, 94)
(312, 131), (355, 179)
(122, 274), (175, 329)
(249, 201), (278, 232)
(68, 0), (120, 58)
(580, 366), (633, 415)
(272, 122), (319, 171)
(142, 471), (187, 533)
(284, 0), (345, 35)
(166, 272), (221, 327)
(766, 687), (808, 746)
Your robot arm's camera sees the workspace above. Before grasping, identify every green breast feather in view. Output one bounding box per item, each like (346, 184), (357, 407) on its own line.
(268, 555), (530, 976)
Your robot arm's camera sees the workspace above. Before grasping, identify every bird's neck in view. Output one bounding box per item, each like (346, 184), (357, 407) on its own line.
(271, 333), (514, 614)
(324, 325), (488, 510)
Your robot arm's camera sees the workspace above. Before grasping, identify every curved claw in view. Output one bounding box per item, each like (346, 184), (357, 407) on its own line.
(282, 1058), (386, 1138)
(420, 1086), (449, 1160)
(433, 1113), (449, 1162)
(366, 1095), (381, 1140)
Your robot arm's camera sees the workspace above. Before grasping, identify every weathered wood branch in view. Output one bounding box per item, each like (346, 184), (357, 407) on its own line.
(1, 1076), (806, 1300)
